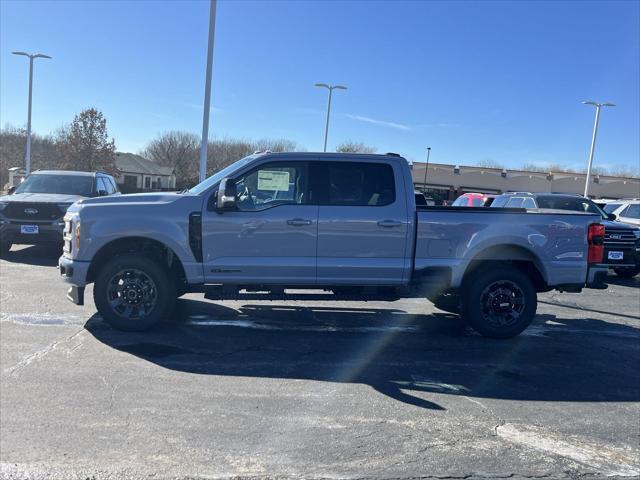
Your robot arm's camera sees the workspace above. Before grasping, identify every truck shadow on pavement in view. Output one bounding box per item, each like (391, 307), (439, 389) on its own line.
(84, 299), (640, 411)
(1, 245), (61, 266)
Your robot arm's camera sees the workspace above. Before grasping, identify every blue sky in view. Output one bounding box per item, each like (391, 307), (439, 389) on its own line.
(1, 0), (638, 173)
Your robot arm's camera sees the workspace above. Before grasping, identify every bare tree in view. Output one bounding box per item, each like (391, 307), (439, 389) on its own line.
(0, 125), (63, 188)
(475, 159), (504, 169)
(335, 140), (376, 154)
(141, 131), (199, 188)
(56, 108), (116, 173)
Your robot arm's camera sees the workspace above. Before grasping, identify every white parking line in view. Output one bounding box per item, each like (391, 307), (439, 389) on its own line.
(496, 423), (640, 476)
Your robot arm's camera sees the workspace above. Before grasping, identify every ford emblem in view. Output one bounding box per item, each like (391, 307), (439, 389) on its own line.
(24, 208), (38, 215)
(610, 234), (621, 240)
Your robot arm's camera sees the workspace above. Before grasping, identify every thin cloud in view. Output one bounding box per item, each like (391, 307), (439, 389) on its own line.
(346, 114), (411, 131)
(415, 122), (461, 128)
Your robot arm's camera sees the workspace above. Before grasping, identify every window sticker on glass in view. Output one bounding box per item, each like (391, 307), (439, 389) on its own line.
(258, 170), (290, 190)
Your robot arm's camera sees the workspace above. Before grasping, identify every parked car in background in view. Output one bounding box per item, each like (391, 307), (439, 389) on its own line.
(0, 170), (119, 253)
(451, 192), (496, 207)
(59, 152), (607, 338)
(491, 192), (640, 278)
(604, 200), (640, 227)
(414, 191), (435, 206)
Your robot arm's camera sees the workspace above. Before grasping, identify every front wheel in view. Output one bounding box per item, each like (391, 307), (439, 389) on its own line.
(462, 265), (537, 339)
(93, 254), (176, 331)
(614, 267), (640, 279)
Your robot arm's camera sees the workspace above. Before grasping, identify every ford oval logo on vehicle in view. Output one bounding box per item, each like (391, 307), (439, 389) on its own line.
(610, 234), (621, 240)
(24, 208), (38, 215)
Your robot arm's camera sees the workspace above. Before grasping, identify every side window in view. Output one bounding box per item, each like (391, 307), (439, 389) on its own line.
(109, 177), (120, 193)
(452, 196), (465, 206)
(234, 162), (308, 211)
(491, 196), (508, 208)
(471, 197), (484, 207)
(522, 198), (536, 209)
(623, 204), (640, 219)
(96, 177), (108, 195)
(327, 162), (395, 206)
(505, 197), (524, 208)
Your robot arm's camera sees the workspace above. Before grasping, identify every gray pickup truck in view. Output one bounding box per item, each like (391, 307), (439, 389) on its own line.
(59, 152), (607, 338)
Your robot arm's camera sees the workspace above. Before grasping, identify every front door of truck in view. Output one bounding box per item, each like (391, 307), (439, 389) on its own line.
(315, 160), (410, 285)
(202, 161), (318, 285)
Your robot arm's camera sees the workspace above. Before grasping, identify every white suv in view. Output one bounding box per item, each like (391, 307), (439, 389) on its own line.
(604, 200), (640, 227)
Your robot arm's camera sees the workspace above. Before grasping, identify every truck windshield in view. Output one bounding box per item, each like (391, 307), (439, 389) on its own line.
(14, 174), (94, 196)
(187, 155), (257, 195)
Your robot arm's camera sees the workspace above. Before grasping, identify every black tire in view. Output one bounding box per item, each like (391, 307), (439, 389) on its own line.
(614, 267), (640, 279)
(429, 292), (461, 315)
(93, 254), (176, 331)
(461, 265), (537, 339)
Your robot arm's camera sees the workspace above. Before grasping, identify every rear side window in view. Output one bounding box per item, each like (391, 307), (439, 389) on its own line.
(452, 196), (467, 206)
(491, 196), (509, 207)
(505, 197), (525, 208)
(522, 198), (536, 209)
(604, 203), (622, 213)
(621, 204), (640, 219)
(96, 177), (109, 195)
(326, 162), (395, 206)
(471, 197), (484, 207)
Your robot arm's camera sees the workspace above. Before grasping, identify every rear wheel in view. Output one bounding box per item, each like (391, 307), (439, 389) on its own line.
(462, 265), (537, 338)
(614, 267), (640, 278)
(93, 254), (176, 331)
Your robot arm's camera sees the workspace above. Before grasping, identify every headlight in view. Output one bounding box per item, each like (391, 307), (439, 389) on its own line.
(57, 203), (73, 212)
(634, 230), (640, 239)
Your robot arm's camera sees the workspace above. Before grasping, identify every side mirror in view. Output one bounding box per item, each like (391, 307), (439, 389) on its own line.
(216, 178), (237, 211)
(607, 213), (617, 221)
(7, 186), (16, 194)
(98, 189), (109, 196)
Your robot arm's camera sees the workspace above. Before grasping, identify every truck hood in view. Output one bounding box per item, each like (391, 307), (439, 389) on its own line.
(0, 192), (87, 204)
(601, 219), (638, 231)
(77, 192), (185, 207)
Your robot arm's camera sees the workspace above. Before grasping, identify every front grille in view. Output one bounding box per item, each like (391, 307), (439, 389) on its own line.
(2, 202), (62, 221)
(604, 227), (637, 248)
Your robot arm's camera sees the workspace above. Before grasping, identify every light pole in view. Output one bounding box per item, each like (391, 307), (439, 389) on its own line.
(423, 147), (431, 193)
(199, 0), (217, 183)
(315, 83), (347, 152)
(12, 51), (51, 175)
(582, 100), (615, 198)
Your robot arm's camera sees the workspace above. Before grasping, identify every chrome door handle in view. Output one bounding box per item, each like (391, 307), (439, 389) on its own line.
(377, 220), (402, 228)
(287, 218), (313, 226)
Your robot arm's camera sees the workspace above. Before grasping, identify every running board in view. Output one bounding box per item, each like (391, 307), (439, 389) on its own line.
(202, 287), (401, 302)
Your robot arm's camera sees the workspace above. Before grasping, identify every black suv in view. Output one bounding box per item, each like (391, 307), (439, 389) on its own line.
(0, 170), (119, 252)
(491, 193), (640, 278)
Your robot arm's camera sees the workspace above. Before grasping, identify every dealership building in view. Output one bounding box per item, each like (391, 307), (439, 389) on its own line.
(410, 162), (640, 204)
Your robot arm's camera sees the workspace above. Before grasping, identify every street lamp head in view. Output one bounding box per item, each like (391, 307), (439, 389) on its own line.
(333, 85), (347, 90)
(427, 147), (431, 151)
(582, 100), (616, 107)
(315, 83), (330, 89)
(12, 51), (51, 60)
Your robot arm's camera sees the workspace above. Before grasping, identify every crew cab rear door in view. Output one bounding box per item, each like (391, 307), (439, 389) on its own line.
(314, 159), (410, 285)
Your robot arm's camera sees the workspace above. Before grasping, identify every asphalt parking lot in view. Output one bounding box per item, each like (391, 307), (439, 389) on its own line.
(1, 245), (639, 479)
